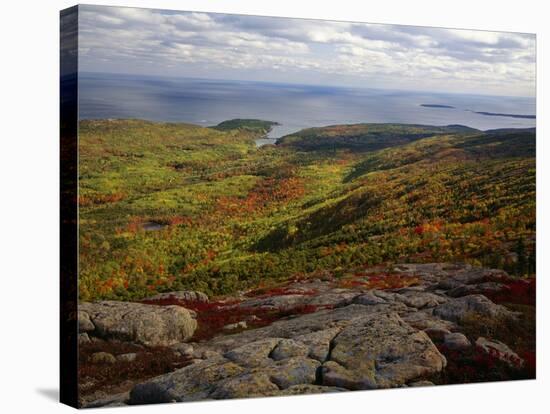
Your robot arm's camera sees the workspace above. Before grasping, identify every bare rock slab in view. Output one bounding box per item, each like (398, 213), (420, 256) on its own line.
(266, 357), (321, 389)
(224, 338), (281, 367)
(129, 356), (244, 404)
(210, 372), (280, 399)
(294, 327), (342, 361)
(270, 338), (310, 361)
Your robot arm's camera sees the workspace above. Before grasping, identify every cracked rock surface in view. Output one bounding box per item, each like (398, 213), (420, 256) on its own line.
(80, 264), (531, 407)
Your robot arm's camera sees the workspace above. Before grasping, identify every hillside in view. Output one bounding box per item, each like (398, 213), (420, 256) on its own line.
(258, 128), (535, 258)
(78, 120), (535, 302)
(276, 123), (478, 152)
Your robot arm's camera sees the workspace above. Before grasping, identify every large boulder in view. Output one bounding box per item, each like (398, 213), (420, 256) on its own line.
(446, 282), (507, 298)
(321, 312), (446, 389)
(401, 310), (457, 332)
(79, 301), (197, 347)
(434, 268), (510, 291)
(432, 294), (517, 324)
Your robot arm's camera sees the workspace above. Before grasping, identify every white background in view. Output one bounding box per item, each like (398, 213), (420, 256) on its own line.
(0, 0), (547, 412)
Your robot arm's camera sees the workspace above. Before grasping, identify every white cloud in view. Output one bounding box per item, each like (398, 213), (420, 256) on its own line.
(78, 5), (535, 96)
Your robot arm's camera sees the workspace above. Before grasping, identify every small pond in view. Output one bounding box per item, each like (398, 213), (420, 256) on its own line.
(142, 221), (167, 231)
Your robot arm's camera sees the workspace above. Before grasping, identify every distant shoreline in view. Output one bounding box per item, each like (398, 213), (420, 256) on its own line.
(420, 103), (535, 120)
(469, 111), (536, 120)
(79, 118), (536, 136)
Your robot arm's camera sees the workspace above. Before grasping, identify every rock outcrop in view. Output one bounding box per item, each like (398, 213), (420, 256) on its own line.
(79, 300), (197, 347)
(81, 263), (530, 407)
(127, 306), (446, 404)
(321, 312), (446, 389)
(433, 294), (518, 324)
(125, 298), (451, 405)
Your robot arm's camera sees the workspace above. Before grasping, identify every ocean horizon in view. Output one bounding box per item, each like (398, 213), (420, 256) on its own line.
(79, 72), (536, 138)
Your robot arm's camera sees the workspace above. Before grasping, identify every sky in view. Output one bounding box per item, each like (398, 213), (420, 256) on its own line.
(78, 5), (536, 97)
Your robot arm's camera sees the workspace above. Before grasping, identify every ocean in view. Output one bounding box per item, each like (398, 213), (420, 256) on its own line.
(79, 72), (536, 139)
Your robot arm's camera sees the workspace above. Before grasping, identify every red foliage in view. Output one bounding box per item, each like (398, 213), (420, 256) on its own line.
(78, 192), (126, 207)
(125, 217), (142, 233)
(141, 296), (238, 312)
(246, 286), (318, 298)
(141, 295), (331, 342)
(475, 344), (524, 369)
(78, 340), (193, 399)
(485, 278), (536, 306)
(289, 304), (327, 315)
(432, 343), (534, 384)
(519, 350), (536, 376)
(166, 215), (194, 226)
(216, 177), (305, 217)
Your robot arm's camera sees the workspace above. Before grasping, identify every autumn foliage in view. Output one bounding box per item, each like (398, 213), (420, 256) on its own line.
(77, 120), (535, 309)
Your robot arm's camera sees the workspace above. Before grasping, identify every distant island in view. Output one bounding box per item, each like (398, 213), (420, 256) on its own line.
(420, 104), (455, 109)
(471, 111), (536, 119)
(210, 118), (279, 134)
(421, 104), (536, 120)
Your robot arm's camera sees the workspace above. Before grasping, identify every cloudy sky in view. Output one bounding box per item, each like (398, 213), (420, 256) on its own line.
(78, 5), (536, 97)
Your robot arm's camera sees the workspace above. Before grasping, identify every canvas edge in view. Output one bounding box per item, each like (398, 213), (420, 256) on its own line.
(60, 4), (79, 409)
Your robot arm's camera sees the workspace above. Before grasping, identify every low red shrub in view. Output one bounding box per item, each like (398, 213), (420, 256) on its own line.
(430, 343), (534, 385)
(142, 295), (332, 342)
(78, 340), (193, 399)
(485, 278), (536, 306)
(247, 286), (318, 298)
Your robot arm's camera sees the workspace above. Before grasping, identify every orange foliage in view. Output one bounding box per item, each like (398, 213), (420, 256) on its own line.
(78, 192), (126, 206)
(216, 177), (305, 216)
